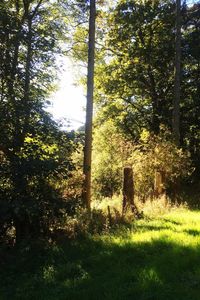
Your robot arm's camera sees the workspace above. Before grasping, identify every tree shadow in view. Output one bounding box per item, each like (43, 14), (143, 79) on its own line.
(1, 233), (200, 300)
(184, 229), (200, 236)
(132, 218), (182, 233)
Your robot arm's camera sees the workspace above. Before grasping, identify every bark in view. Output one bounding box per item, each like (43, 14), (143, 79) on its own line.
(107, 206), (112, 226)
(147, 66), (160, 134)
(173, 0), (181, 146)
(83, 0), (96, 210)
(12, 3), (35, 243)
(21, 15), (32, 142)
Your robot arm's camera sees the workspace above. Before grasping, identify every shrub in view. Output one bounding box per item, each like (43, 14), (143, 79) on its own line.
(129, 127), (192, 201)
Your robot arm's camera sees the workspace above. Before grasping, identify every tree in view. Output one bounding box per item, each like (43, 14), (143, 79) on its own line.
(83, 0), (96, 210)
(95, 0), (176, 137)
(173, 0), (181, 145)
(0, 0), (75, 243)
(93, 0), (200, 182)
(181, 2), (200, 179)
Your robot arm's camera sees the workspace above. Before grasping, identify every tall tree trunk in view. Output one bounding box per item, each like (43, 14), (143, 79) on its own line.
(13, 3), (34, 243)
(21, 15), (32, 142)
(83, 0), (96, 210)
(173, 0), (181, 146)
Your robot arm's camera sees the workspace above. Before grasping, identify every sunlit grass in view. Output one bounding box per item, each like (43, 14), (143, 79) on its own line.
(1, 209), (200, 299)
(101, 209), (200, 246)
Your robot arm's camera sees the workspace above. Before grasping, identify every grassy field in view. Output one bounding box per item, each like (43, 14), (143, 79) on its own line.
(1, 209), (200, 300)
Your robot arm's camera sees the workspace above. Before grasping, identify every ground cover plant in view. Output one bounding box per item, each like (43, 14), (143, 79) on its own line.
(1, 208), (200, 300)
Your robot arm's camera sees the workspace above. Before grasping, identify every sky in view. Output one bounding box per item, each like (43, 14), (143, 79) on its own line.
(47, 57), (86, 131)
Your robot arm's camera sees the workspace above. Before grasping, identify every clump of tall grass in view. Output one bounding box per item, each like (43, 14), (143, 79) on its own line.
(138, 196), (188, 217)
(92, 193), (188, 220)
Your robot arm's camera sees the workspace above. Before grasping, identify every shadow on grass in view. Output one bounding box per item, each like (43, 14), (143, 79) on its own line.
(131, 218), (182, 233)
(1, 233), (200, 300)
(184, 229), (200, 236)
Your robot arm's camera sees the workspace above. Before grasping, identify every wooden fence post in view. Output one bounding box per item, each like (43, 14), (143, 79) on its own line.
(154, 170), (166, 199)
(122, 166), (138, 216)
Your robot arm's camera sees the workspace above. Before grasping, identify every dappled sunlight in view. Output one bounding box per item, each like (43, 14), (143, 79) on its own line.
(106, 210), (200, 249)
(2, 210), (200, 299)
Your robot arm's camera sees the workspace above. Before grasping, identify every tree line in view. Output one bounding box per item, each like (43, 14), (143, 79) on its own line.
(0, 0), (200, 244)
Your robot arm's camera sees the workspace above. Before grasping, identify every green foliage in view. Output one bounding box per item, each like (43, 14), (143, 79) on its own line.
(95, 0), (176, 135)
(92, 120), (132, 198)
(92, 121), (191, 201)
(0, 129), (76, 242)
(129, 127), (192, 200)
(62, 141), (85, 214)
(65, 208), (110, 237)
(181, 2), (200, 177)
(0, 0), (77, 243)
(94, 0), (200, 178)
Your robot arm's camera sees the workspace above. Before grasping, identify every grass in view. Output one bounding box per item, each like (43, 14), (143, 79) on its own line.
(1, 209), (200, 299)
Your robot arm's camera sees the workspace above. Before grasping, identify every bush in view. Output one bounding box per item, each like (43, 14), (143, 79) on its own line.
(92, 120), (133, 198)
(52, 208), (110, 240)
(129, 127), (192, 201)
